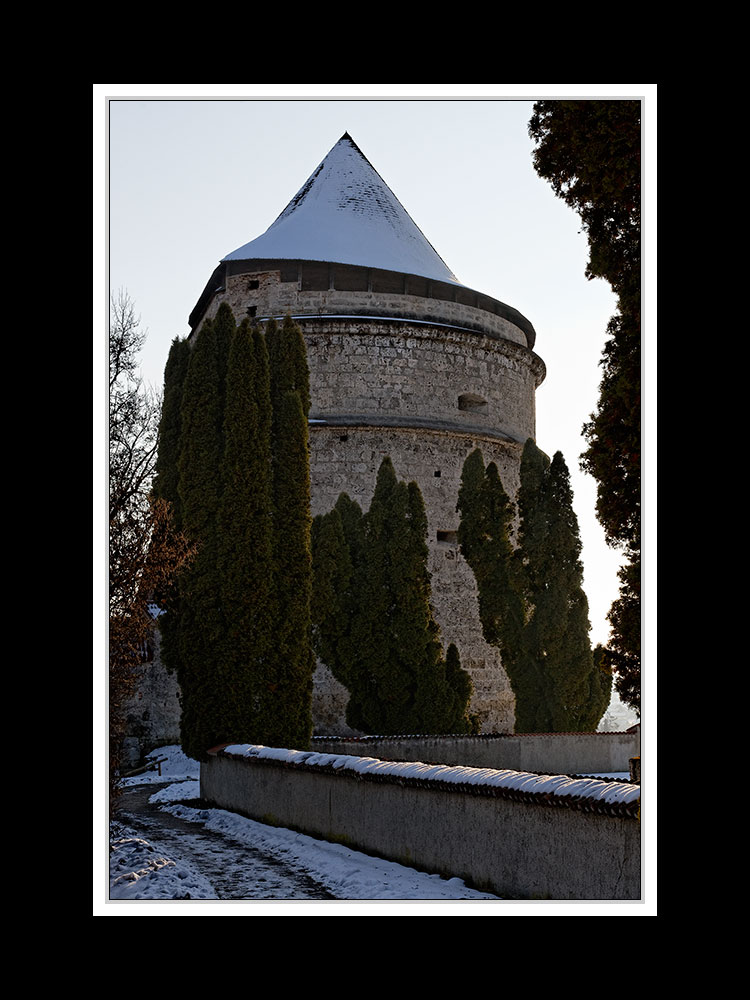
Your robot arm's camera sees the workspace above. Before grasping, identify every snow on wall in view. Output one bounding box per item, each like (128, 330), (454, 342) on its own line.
(218, 744), (640, 809)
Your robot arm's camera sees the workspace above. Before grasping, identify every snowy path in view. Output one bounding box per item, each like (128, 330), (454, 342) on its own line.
(108, 747), (500, 904)
(115, 784), (338, 900)
(103, 746), (652, 913)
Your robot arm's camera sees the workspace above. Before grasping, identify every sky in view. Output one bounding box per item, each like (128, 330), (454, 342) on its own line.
(97, 85), (655, 706)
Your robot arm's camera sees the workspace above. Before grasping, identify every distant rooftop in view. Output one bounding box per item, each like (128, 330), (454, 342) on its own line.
(221, 133), (462, 285)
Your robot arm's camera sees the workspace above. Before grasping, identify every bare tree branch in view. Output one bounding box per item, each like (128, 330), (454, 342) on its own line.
(108, 290), (194, 812)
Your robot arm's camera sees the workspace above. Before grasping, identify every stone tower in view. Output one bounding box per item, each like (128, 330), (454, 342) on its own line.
(189, 133), (546, 734)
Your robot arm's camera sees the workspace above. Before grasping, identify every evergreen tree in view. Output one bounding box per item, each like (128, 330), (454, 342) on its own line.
(581, 313), (640, 713)
(313, 458), (474, 735)
(266, 315), (311, 440)
(457, 450), (522, 652)
(151, 335), (191, 704)
(311, 503), (355, 691)
(513, 439), (554, 730)
(264, 314), (314, 749)
(173, 313), (232, 759)
(547, 452), (610, 729)
(603, 556), (640, 712)
(216, 321), (274, 743)
(263, 387), (314, 748)
(528, 100), (641, 713)
(457, 449), (540, 731)
(457, 442), (609, 732)
(351, 458), (414, 732)
(153, 306), (316, 757)
(445, 643), (473, 729)
(212, 302), (237, 424)
(152, 336), (190, 528)
(177, 318), (225, 568)
(311, 492), (369, 712)
(518, 446), (610, 730)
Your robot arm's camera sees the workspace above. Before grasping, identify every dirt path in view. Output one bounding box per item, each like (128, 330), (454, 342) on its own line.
(115, 784), (338, 901)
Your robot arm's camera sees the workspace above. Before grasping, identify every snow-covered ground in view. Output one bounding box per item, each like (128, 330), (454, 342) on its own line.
(100, 744), (647, 915)
(108, 746), (503, 907)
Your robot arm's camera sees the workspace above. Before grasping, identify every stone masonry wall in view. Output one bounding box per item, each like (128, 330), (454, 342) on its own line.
(304, 321), (540, 444)
(121, 632), (182, 768)
(200, 268), (534, 350)
(309, 425), (521, 734)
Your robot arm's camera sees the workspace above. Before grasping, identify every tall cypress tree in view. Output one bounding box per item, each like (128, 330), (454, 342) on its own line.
(445, 643), (472, 726)
(458, 441), (609, 732)
(513, 439), (555, 731)
(264, 315), (314, 749)
(457, 450), (522, 651)
(212, 302), (236, 424)
(263, 387), (313, 748)
(311, 492), (368, 715)
(313, 457), (474, 735)
(173, 314), (231, 759)
(311, 503), (355, 692)
(177, 318), (226, 567)
(266, 315), (311, 435)
(216, 320), (274, 743)
(457, 449), (540, 730)
(155, 306), (315, 757)
(152, 336), (190, 527)
(351, 458), (409, 732)
(521, 448), (610, 731)
(151, 335), (191, 686)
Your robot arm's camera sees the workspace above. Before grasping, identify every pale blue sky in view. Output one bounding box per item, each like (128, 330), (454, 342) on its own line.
(98, 85), (654, 688)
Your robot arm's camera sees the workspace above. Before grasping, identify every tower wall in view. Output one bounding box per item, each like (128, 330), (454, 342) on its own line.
(196, 261), (536, 349)
(193, 264), (545, 735)
(304, 320), (538, 442)
(308, 425), (520, 734)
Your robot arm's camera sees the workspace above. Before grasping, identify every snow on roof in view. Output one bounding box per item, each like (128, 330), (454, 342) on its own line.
(222, 133), (462, 286)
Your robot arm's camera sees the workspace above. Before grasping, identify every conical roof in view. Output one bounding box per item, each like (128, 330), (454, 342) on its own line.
(222, 133), (461, 285)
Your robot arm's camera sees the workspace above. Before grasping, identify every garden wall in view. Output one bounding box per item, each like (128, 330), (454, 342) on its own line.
(200, 744), (641, 901)
(311, 731), (640, 776)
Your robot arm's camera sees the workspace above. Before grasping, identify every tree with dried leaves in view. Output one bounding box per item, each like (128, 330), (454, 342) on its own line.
(109, 291), (194, 812)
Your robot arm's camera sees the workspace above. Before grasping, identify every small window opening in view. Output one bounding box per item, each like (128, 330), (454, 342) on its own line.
(458, 393), (488, 413)
(247, 279), (260, 291)
(434, 470), (441, 478)
(246, 305), (257, 317)
(437, 530), (459, 544)
(339, 434), (349, 442)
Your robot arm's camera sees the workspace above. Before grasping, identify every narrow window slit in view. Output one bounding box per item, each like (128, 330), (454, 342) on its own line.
(458, 393), (488, 413)
(437, 530), (458, 544)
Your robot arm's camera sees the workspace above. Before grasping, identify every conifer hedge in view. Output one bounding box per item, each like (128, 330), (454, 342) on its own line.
(154, 306), (314, 760)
